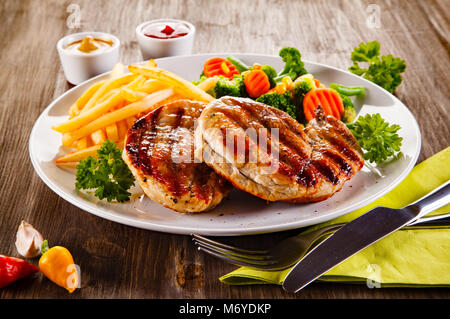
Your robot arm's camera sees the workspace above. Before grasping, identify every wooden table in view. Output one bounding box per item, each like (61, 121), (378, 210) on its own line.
(1, 0), (449, 299)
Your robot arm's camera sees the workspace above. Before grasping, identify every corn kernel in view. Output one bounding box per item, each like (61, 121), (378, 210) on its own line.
(275, 84), (287, 94)
(282, 76), (293, 90)
(221, 62), (230, 74)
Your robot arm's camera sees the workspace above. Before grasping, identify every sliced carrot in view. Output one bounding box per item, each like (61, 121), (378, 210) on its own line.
(244, 69), (271, 98)
(329, 90), (344, 115)
(203, 57), (239, 79)
(318, 89), (338, 118)
(303, 88), (344, 121)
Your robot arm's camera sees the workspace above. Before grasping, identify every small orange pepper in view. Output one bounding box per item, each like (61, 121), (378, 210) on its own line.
(39, 240), (79, 293)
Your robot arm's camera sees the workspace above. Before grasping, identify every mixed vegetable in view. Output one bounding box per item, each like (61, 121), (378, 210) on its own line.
(194, 43), (405, 165)
(1, 221), (79, 293)
(194, 47), (361, 126)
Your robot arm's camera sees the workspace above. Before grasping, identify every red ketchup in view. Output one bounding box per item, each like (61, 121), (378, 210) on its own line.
(143, 22), (190, 39)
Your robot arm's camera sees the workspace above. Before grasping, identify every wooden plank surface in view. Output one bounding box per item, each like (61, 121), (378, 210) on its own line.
(0, 0), (449, 299)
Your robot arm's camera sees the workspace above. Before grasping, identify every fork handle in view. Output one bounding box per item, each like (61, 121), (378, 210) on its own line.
(409, 181), (450, 221)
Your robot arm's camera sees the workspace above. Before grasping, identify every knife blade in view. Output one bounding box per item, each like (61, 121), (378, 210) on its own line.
(282, 180), (450, 293)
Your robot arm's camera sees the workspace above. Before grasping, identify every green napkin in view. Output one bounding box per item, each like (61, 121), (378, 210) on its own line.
(220, 147), (450, 287)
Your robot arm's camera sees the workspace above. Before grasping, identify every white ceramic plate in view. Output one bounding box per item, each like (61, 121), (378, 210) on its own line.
(29, 53), (421, 236)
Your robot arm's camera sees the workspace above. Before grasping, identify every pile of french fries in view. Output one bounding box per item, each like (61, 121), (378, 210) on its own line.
(54, 60), (214, 167)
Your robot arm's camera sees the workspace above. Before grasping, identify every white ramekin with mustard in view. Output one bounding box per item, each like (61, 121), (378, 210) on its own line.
(57, 32), (120, 85)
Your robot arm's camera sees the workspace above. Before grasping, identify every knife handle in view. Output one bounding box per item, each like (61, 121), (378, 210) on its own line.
(409, 181), (450, 220)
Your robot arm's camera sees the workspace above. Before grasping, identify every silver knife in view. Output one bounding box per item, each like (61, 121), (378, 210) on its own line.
(282, 180), (450, 293)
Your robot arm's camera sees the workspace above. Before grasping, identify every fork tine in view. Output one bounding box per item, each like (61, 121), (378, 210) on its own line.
(196, 246), (278, 268)
(192, 234), (269, 255)
(193, 239), (274, 261)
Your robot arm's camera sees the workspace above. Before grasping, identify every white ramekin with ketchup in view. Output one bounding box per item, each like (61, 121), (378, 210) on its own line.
(136, 19), (195, 60)
(57, 32), (120, 85)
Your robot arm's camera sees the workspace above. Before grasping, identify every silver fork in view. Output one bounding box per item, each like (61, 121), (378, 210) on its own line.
(193, 214), (450, 271)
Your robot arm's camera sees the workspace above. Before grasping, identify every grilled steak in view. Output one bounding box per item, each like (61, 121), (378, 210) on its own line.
(123, 100), (232, 213)
(194, 96), (364, 202)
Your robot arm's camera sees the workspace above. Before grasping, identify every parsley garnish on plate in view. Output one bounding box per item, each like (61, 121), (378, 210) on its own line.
(349, 41), (406, 94)
(75, 140), (135, 202)
(348, 113), (403, 165)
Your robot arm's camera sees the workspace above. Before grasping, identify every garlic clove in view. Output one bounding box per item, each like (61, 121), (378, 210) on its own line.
(15, 220), (44, 258)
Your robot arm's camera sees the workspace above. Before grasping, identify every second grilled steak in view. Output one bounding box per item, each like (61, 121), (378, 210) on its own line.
(123, 100), (232, 213)
(194, 96), (364, 203)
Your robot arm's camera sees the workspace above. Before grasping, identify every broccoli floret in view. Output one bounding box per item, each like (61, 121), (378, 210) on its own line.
(274, 47), (308, 82)
(260, 65), (277, 88)
(256, 92), (297, 120)
(290, 74), (316, 120)
(292, 74), (315, 102)
(214, 74), (246, 98)
(338, 93), (357, 123)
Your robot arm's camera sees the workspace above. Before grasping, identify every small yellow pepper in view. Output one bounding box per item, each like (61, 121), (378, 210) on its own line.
(39, 240), (79, 293)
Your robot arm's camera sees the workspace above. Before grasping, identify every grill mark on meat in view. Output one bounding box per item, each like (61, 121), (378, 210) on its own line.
(236, 100), (313, 177)
(295, 162), (317, 187)
(311, 158), (339, 184)
(193, 164), (212, 204)
(197, 97), (364, 202)
(321, 133), (363, 168)
(151, 107), (187, 197)
(125, 100), (231, 212)
(140, 106), (163, 175)
(126, 106), (164, 175)
(215, 98), (348, 188)
(217, 101), (310, 176)
(235, 99), (310, 157)
(322, 150), (353, 176)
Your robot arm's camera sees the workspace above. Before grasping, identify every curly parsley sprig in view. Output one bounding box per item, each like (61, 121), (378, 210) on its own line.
(349, 41), (406, 94)
(347, 114), (403, 165)
(75, 140), (135, 202)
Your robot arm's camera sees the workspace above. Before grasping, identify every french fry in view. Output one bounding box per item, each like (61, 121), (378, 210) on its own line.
(105, 123), (119, 141)
(75, 80), (105, 111)
(110, 62), (125, 78)
(117, 119), (129, 138)
(68, 103), (78, 118)
(96, 88), (120, 104)
(56, 140), (125, 163)
(76, 136), (88, 150)
(126, 75), (146, 90)
(53, 90), (123, 133)
(55, 162), (78, 168)
(145, 59), (157, 67)
(62, 133), (75, 147)
(80, 73), (136, 113)
(62, 89), (173, 146)
(135, 79), (167, 94)
(128, 65), (214, 102)
(120, 87), (147, 103)
(91, 129), (107, 145)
